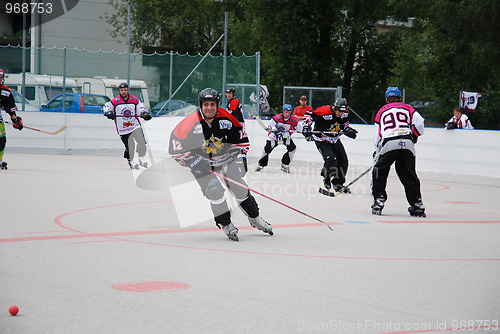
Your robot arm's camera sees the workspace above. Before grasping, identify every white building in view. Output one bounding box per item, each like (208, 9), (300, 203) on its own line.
(31, 0), (127, 51)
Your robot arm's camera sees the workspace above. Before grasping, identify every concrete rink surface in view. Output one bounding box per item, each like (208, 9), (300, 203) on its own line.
(1, 152), (500, 334)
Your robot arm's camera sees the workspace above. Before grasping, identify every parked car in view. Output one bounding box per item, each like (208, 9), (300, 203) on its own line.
(150, 99), (195, 116)
(409, 101), (436, 109)
(39, 93), (110, 113)
(11, 90), (39, 111)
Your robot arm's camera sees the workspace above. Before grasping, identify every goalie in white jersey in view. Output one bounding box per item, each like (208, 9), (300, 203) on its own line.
(371, 86), (426, 217)
(103, 82), (152, 169)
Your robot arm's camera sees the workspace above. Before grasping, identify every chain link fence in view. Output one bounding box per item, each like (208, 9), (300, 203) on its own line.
(1, 45), (259, 114)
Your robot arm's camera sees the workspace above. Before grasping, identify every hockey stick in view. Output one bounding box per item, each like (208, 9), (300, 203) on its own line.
(255, 115), (272, 131)
(319, 150), (380, 197)
(4, 121), (67, 135)
(209, 169), (334, 231)
(255, 116), (345, 137)
(319, 165), (373, 197)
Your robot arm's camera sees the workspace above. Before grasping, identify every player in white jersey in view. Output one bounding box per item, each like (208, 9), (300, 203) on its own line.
(255, 104), (299, 173)
(103, 82), (152, 169)
(371, 86), (426, 217)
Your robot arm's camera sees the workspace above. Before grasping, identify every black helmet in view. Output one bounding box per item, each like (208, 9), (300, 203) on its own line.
(118, 82), (128, 89)
(334, 98), (348, 112)
(199, 88), (220, 107)
(225, 87), (235, 94)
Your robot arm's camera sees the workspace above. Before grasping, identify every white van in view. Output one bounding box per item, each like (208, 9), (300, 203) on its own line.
(3, 73), (80, 107)
(75, 77), (150, 109)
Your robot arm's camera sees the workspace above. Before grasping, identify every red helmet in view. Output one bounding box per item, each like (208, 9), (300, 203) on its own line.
(0, 68), (4, 84)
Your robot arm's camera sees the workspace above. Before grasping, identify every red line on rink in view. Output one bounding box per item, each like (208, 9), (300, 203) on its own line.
(111, 281), (190, 292)
(443, 201), (481, 204)
(0, 222), (339, 243)
(52, 201), (171, 234)
(381, 220), (500, 224)
(21, 230), (68, 234)
(4, 201), (499, 261)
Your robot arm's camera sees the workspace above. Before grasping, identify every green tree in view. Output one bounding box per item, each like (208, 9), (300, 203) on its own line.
(106, 0), (229, 53)
(390, 0), (500, 128)
(229, 0), (394, 109)
(106, 0), (500, 128)
(107, 0), (396, 111)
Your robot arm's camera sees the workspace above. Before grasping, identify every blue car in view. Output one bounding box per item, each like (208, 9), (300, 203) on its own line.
(150, 99), (195, 116)
(40, 93), (110, 113)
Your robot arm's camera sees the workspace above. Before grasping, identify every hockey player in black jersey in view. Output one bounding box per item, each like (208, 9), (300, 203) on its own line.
(224, 87), (245, 123)
(302, 98), (358, 193)
(0, 68), (24, 170)
(169, 88), (272, 241)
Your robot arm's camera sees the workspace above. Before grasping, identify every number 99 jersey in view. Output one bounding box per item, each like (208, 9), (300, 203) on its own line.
(373, 102), (425, 147)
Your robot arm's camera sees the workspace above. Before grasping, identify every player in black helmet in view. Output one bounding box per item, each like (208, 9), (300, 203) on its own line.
(169, 88), (273, 241)
(224, 87), (245, 123)
(302, 97), (358, 193)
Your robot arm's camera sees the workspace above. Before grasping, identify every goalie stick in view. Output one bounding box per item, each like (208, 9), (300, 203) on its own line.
(209, 169), (334, 231)
(4, 121), (67, 135)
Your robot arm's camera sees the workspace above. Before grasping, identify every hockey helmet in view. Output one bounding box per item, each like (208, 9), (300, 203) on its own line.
(385, 86), (401, 98)
(334, 98), (348, 112)
(225, 87), (235, 94)
(199, 88), (220, 107)
(118, 82), (128, 89)
(283, 104), (293, 112)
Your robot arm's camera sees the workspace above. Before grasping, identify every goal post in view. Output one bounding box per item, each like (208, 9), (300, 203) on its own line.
(283, 85), (369, 124)
(283, 86), (343, 109)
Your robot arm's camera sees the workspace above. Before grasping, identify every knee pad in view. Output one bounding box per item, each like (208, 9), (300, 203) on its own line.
(206, 178), (225, 202)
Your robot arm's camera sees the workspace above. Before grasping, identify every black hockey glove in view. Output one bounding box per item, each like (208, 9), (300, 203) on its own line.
(141, 111), (152, 120)
(103, 110), (115, 120)
(302, 125), (312, 139)
(12, 116), (23, 130)
(344, 127), (357, 139)
(185, 155), (210, 175)
(445, 121), (457, 130)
